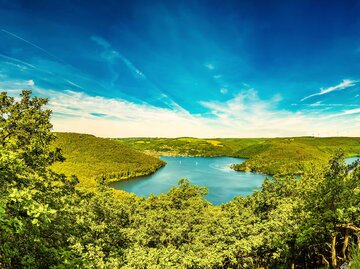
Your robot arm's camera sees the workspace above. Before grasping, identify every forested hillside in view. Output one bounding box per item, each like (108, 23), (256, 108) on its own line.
(231, 140), (329, 174)
(51, 133), (165, 187)
(115, 137), (240, 156)
(118, 137), (360, 175)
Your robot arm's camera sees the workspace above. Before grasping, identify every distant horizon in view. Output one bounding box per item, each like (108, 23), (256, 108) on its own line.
(1, 0), (360, 137)
(53, 130), (360, 140)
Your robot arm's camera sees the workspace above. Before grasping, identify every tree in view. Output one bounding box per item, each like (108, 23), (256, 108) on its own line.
(0, 90), (76, 267)
(0, 90), (64, 189)
(299, 151), (360, 268)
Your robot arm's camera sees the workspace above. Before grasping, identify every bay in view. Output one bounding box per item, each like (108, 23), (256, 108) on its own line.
(111, 156), (270, 205)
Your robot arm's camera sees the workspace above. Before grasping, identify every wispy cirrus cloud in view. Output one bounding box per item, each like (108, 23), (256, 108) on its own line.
(326, 107), (360, 119)
(44, 87), (360, 137)
(39, 88), (212, 137)
(204, 63), (215, 70)
(90, 35), (186, 112)
(0, 53), (37, 70)
(1, 29), (66, 64)
(3, 79), (360, 138)
(220, 88), (228, 94)
(307, 101), (358, 108)
(91, 35), (145, 81)
(301, 79), (357, 101)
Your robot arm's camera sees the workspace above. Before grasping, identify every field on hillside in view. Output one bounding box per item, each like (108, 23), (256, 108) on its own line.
(115, 137), (265, 157)
(116, 137), (360, 175)
(51, 133), (165, 187)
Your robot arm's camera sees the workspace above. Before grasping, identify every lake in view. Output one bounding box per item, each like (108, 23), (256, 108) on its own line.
(111, 156), (270, 205)
(345, 156), (360, 165)
(111, 156), (360, 205)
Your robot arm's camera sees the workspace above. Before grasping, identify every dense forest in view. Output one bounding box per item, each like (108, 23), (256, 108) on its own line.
(1, 90), (360, 268)
(117, 137), (360, 175)
(51, 133), (165, 188)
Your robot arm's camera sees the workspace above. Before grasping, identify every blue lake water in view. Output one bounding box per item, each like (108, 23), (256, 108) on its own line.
(345, 156), (360, 165)
(111, 156), (360, 205)
(111, 156), (270, 205)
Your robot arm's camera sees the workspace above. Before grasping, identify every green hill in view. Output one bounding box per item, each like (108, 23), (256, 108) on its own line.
(293, 136), (360, 156)
(51, 133), (165, 187)
(232, 139), (329, 174)
(51, 134), (360, 183)
(114, 137), (263, 157)
(114, 137), (229, 156)
(117, 137), (360, 175)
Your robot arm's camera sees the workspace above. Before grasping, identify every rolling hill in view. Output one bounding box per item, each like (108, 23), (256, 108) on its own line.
(116, 137), (360, 175)
(51, 132), (165, 187)
(115, 137), (264, 157)
(231, 139), (329, 174)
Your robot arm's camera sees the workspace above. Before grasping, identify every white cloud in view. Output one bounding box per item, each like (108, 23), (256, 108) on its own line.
(27, 80), (35, 86)
(204, 63), (215, 70)
(35, 89), (214, 137)
(1, 79), (35, 89)
(0, 53), (37, 70)
(3, 81), (360, 138)
(1, 29), (65, 63)
(91, 35), (146, 81)
(220, 88), (228, 94)
(301, 79), (357, 101)
(326, 108), (360, 118)
(307, 102), (358, 108)
(342, 108), (360, 116)
(65, 79), (85, 90)
(48, 89), (360, 137)
(198, 90), (360, 137)
(90, 35), (111, 49)
(309, 101), (322, 107)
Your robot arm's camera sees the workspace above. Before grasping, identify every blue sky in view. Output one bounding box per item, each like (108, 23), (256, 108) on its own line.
(1, 0), (360, 137)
